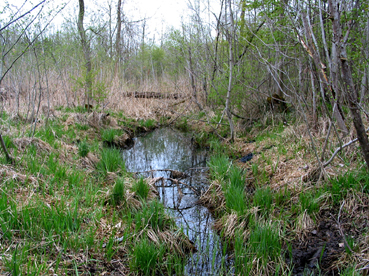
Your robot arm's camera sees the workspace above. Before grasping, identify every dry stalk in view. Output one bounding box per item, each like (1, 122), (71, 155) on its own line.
(331, 201), (353, 253)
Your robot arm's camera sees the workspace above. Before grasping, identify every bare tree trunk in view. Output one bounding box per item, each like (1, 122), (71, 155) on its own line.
(77, 0), (92, 111)
(329, 0), (369, 170)
(114, 0), (122, 79)
(225, 0), (235, 142)
(140, 21), (146, 85)
(309, 65), (318, 128)
(301, 11), (348, 136)
(0, 133), (13, 163)
(188, 46), (202, 110)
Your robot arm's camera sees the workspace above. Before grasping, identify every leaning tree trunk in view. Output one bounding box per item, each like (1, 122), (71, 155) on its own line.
(0, 133), (13, 163)
(329, 0), (369, 170)
(77, 0), (92, 111)
(301, 11), (348, 136)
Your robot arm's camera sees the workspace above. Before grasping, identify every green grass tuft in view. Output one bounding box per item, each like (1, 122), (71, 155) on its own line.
(132, 177), (150, 200)
(111, 178), (125, 206)
(78, 140), (90, 157)
(97, 147), (125, 175)
(225, 185), (248, 215)
(131, 238), (165, 275)
(139, 118), (157, 128)
(208, 155), (229, 181)
(101, 128), (123, 143)
(330, 169), (369, 204)
(253, 186), (273, 215)
(134, 200), (173, 231)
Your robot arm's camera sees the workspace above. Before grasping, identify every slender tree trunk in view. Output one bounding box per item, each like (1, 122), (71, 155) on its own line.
(310, 66), (318, 128)
(188, 46), (202, 110)
(225, 0), (235, 142)
(329, 0), (369, 170)
(114, 0), (122, 79)
(77, 0), (92, 111)
(301, 11), (348, 136)
(0, 133), (13, 163)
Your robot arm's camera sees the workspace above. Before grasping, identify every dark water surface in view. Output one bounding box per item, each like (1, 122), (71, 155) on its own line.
(122, 128), (231, 275)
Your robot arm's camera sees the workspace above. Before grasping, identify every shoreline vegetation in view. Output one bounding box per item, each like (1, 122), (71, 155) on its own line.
(0, 101), (368, 275)
(1, 0), (369, 274)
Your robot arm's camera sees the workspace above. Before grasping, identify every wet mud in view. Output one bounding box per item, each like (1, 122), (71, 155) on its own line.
(290, 206), (368, 275)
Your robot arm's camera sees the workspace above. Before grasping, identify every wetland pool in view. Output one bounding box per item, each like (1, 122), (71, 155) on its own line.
(122, 127), (232, 275)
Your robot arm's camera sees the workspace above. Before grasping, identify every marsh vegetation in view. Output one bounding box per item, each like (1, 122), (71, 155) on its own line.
(1, 0), (369, 274)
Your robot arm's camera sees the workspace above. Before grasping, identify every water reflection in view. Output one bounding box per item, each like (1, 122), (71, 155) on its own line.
(122, 128), (231, 275)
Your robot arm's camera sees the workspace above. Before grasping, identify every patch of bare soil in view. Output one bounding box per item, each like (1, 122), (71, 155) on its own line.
(290, 200), (369, 275)
(290, 212), (345, 275)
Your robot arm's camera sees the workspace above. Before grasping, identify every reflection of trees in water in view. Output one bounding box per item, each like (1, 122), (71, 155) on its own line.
(123, 128), (204, 172)
(122, 128), (229, 275)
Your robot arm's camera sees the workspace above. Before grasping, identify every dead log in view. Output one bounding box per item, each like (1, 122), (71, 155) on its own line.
(123, 91), (183, 99)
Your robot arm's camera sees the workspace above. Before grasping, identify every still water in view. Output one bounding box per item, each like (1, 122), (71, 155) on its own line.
(122, 128), (230, 275)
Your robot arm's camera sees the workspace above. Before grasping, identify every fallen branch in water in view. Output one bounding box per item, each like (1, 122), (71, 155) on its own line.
(147, 176), (200, 196)
(134, 169), (189, 179)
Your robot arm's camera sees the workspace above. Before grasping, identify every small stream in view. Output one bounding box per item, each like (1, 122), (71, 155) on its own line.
(122, 128), (231, 275)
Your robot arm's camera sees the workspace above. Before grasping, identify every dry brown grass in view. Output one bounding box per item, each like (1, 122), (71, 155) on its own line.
(1, 74), (198, 122)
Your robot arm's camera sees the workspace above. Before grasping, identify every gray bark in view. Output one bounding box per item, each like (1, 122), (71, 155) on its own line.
(301, 12), (348, 136)
(225, 0), (235, 142)
(329, 0), (369, 170)
(114, 0), (122, 78)
(77, 0), (92, 111)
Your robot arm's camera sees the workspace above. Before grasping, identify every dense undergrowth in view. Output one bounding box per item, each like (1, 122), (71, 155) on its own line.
(199, 114), (369, 275)
(0, 108), (191, 275)
(0, 106), (368, 275)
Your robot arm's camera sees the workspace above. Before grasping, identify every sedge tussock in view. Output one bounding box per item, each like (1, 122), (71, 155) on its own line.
(295, 210), (315, 238)
(156, 230), (196, 256)
(199, 180), (225, 212)
(125, 190), (142, 211)
(80, 152), (100, 170)
(0, 165), (38, 185)
(213, 212), (249, 241)
(13, 137), (53, 153)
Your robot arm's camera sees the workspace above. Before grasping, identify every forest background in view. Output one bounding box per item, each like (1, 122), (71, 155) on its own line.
(1, 0), (369, 275)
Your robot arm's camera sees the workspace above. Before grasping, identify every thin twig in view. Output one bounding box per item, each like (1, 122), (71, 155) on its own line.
(331, 201), (354, 254)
